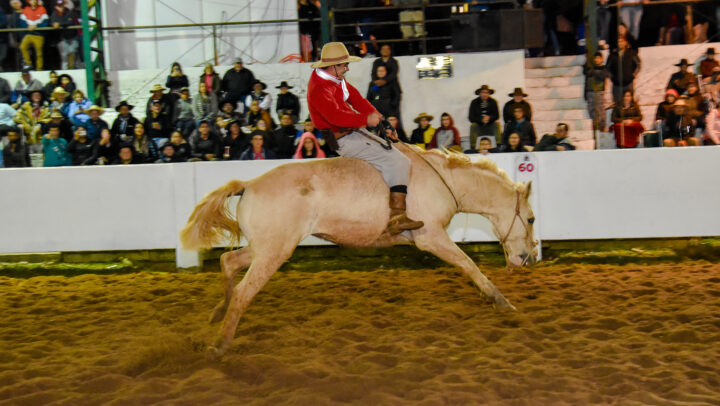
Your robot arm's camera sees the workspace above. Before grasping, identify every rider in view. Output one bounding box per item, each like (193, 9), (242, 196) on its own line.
(307, 42), (424, 235)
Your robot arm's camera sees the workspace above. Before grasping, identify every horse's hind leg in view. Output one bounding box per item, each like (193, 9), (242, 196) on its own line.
(414, 228), (516, 311)
(210, 247), (252, 323)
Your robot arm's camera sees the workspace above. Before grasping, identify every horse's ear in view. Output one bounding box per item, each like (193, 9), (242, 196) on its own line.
(524, 181), (532, 199)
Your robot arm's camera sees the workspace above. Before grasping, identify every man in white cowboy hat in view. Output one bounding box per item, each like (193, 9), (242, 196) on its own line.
(84, 105), (108, 141)
(307, 42), (423, 235)
(145, 84), (174, 119)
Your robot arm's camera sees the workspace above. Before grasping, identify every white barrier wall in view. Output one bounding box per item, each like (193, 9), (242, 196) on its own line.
(2, 147), (720, 267)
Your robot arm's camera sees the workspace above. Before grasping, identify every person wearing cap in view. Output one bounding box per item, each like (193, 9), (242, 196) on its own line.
(51, 0), (78, 69)
(700, 48), (718, 80)
(145, 84), (174, 120)
(468, 84), (500, 147)
(84, 105), (108, 141)
(307, 41), (423, 235)
(13, 88), (50, 145)
(67, 125), (97, 166)
(607, 36), (641, 103)
(222, 58), (256, 104)
(666, 58), (696, 95)
(502, 88), (532, 124)
(11, 67), (42, 108)
(17, 0), (49, 70)
(275, 81), (300, 123)
(110, 101), (139, 140)
(584, 52), (609, 131)
(166, 62), (189, 94)
(244, 79), (272, 112)
(173, 87), (196, 139)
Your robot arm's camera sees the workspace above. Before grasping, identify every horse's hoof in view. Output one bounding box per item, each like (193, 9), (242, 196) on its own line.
(205, 346), (223, 360)
(209, 306), (227, 324)
(494, 297), (517, 312)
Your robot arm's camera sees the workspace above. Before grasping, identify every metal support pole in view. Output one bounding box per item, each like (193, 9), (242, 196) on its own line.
(321, 1), (330, 45)
(212, 25), (218, 65)
(80, 0), (94, 103)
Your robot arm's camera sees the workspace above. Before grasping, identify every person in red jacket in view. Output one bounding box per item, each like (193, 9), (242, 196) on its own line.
(307, 42), (423, 235)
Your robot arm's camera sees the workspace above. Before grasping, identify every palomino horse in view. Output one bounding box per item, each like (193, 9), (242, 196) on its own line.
(181, 143), (538, 357)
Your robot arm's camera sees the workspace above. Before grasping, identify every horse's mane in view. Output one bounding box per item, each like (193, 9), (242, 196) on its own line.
(416, 146), (525, 192)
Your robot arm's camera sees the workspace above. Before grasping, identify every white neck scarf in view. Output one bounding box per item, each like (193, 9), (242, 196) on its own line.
(315, 68), (350, 101)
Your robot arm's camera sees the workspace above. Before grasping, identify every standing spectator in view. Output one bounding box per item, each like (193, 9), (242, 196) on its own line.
(165, 62), (189, 95)
(129, 122), (159, 163)
(367, 65), (400, 118)
(293, 131), (326, 159)
(2, 127), (29, 167)
(535, 123), (576, 151)
(409, 112), (435, 149)
(7, 0), (24, 72)
(434, 112), (461, 151)
(222, 58), (255, 104)
(110, 101), (139, 140)
(275, 81), (300, 123)
(51, 1), (78, 69)
(0, 76), (11, 104)
(144, 100), (171, 145)
(94, 128), (119, 165)
(584, 52), (610, 131)
(190, 120), (222, 161)
(67, 125), (97, 165)
(18, 0), (49, 70)
(47, 110), (72, 141)
(112, 144), (141, 165)
(42, 123), (70, 166)
(666, 59), (696, 95)
(610, 90), (644, 148)
(168, 131), (192, 161)
(84, 105), (108, 141)
(502, 88), (532, 124)
(607, 37), (641, 103)
(469, 84), (500, 148)
(244, 80), (271, 112)
(222, 121), (248, 160)
(502, 107), (536, 148)
(239, 133), (276, 160)
(372, 44), (400, 89)
(192, 82), (218, 124)
(12, 67), (43, 108)
(272, 113), (298, 159)
(619, 0), (643, 40)
(0, 101), (17, 134)
(145, 84), (174, 119)
(14, 89), (50, 145)
(173, 87), (195, 138)
(67, 89), (91, 127)
(700, 48), (719, 81)
(386, 114), (409, 143)
(298, 0), (320, 61)
(49, 87), (70, 117)
(199, 63), (221, 95)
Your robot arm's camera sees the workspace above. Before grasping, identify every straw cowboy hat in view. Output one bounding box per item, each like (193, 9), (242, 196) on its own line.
(276, 81), (293, 89)
(52, 86), (69, 96)
(115, 100), (134, 112)
(674, 58), (689, 67)
(50, 111), (64, 119)
(508, 87), (528, 97)
(86, 105), (105, 114)
(149, 84), (167, 93)
(475, 84), (494, 95)
(310, 42), (362, 69)
(413, 112), (434, 123)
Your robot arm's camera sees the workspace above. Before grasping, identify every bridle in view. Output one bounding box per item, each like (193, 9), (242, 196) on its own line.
(497, 190), (533, 269)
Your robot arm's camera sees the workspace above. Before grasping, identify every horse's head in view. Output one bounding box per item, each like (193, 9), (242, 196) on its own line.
(492, 181), (538, 268)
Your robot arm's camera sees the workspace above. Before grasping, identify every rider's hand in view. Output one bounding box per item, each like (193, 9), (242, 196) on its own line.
(386, 128), (398, 140)
(367, 111), (382, 128)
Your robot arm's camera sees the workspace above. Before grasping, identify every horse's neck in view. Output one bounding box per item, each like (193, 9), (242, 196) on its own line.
(455, 166), (516, 216)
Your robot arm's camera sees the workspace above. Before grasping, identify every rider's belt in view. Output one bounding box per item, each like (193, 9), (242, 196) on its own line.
(333, 128), (356, 139)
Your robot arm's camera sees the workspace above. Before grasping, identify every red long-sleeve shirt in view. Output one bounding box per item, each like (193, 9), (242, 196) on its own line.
(307, 69), (376, 132)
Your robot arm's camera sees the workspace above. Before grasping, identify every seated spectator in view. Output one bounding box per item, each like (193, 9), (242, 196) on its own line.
(85, 105), (109, 141)
(296, 118), (335, 157)
(144, 100), (171, 145)
(67, 89), (92, 127)
(535, 123), (576, 151)
(240, 133), (277, 160)
(156, 143), (186, 163)
(199, 63), (221, 95)
(501, 107), (536, 147)
(146, 84), (174, 119)
(409, 112), (435, 150)
(18, 0), (49, 70)
(584, 52), (609, 131)
(656, 89), (679, 125)
(173, 87), (196, 138)
(165, 62), (189, 95)
(2, 127), (29, 167)
(218, 99), (244, 130)
(42, 71), (60, 99)
(386, 114), (409, 143)
(476, 136), (498, 155)
(0, 76), (12, 104)
(14, 89), (50, 145)
(12, 67), (43, 108)
(129, 122), (159, 163)
(685, 82), (708, 130)
(42, 124), (71, 166)
(434, 112), (461, 151)
(58, 74), (76, 94)
(610, 90), (644, 148)
(502, 88), (532, 123)
(244, 80), (271, 112)
(47, 111), (73, 142)
(51, 1), (78, 69)
(251, 119), (274, 151)
(666, 59), (696, 96)
(50, 87), (71, 117)
(275, 81), (301, 123)
(294, 131), (326, 159)
(222, 121), (248, 160)
(110, 101), (139, 140)
(273, 113), (298, 159)
(190, 120), (222, 161)
(168, 131), (192, 161)
(366, 65), (400, 119)
(112, 144), (141, 165)
(193, 82), (218, 124)
(0, 101), (17, 134)
(700, 48), (718, 81)
(67, 125), (97, 165)
(662, 96), (701, 147)
(95, 128), (119, 165)
(497, 132), (530, 153)
(245, 99), (274, 130)
(469, 84), (500, 148)
(703, 107), (720, 145)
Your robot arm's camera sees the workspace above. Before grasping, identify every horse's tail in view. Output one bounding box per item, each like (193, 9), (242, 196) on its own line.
(180, 180), (245, 250)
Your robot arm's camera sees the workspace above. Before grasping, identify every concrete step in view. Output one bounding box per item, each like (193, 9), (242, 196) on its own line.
(525, 65), (583, 78)
(530, 98), (587, 111)
(525, 55), (586, 69)
(526, 75), (585, 88)
(572, 139), (596, 150)
(527, 85), (584, 100)
(533, 109), (590, 121)
(534, 119), (593, 133)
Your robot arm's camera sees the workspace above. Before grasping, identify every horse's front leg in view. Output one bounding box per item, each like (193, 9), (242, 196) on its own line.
(413, 227), (516, 311)
(211, 247), (252, 323)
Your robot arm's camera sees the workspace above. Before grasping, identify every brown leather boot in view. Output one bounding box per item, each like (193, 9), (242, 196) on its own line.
(386, 192), (424, 235)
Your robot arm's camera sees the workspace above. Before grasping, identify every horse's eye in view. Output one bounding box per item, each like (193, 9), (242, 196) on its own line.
(528, 217), (535, 224)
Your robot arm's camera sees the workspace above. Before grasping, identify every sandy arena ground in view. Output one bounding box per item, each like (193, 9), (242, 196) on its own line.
(1, 260), (719, 405)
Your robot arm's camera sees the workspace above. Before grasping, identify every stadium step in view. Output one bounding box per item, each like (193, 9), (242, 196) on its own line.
(527, 85), (584, 100)
(533, 109), (590, 121)
(525, 54), (586, 69)
(526, 75), (585, 88)
(529, 98), (587, 111)
(525, 65), (583, 78)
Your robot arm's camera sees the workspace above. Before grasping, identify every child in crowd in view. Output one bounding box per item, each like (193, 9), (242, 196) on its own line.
(168, 131), (192, 161)
(434, 112), (462, 151)
(293, 132), (326, 159)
